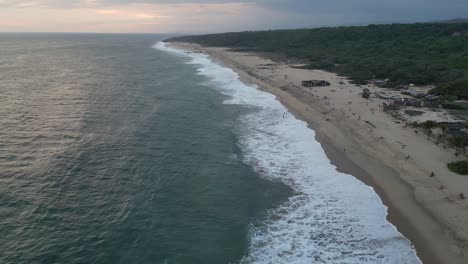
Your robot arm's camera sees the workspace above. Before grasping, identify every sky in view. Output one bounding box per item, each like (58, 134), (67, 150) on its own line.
(1, 0), (468, 33)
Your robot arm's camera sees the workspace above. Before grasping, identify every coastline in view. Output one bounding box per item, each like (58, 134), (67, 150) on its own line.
(167, 42), (468, 264)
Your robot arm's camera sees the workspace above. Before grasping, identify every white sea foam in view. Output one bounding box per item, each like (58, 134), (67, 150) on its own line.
(154, 42), (421, 264)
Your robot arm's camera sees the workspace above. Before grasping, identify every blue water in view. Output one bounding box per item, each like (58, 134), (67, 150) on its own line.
(0, 34), (420, 264)
(0, 34), (290, 264)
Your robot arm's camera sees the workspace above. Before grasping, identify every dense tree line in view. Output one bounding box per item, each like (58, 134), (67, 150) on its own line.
(166, 23), (468, 98)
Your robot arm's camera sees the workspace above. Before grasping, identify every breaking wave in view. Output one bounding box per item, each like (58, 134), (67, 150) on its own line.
(154, 42), (421, 264)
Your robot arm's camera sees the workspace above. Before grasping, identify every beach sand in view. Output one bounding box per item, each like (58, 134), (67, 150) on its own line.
(169, 42), (468, 264)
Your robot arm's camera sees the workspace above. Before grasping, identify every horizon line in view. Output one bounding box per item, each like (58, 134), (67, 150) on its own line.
(1, 19), (467, 36)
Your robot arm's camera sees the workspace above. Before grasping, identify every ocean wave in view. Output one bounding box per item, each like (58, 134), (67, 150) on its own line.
(154, 42), (421, 264)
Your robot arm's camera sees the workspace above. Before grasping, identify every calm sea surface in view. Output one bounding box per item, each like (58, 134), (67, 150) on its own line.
(0, 34), (420, 264)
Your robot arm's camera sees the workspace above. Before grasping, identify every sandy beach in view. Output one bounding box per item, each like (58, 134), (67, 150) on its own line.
(169, 42), (468, 264)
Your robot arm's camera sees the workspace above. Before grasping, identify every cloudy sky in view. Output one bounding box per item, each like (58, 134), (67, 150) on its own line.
(1, 0), (467, 33)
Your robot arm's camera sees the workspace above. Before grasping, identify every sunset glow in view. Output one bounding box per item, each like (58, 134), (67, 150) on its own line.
(1, 0), (468, 33)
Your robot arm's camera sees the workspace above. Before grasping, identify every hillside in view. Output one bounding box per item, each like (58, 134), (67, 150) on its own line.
(166, 23), (468, 98)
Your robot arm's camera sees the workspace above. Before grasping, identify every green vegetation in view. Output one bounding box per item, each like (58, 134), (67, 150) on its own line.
(448, 136), (466, 155)
(421, 120), (437, 139)
(167, 23), (468, 98)
(447, 160), (468, 175)
(441, 102), (466, 110)
(431, 78), (468, 99)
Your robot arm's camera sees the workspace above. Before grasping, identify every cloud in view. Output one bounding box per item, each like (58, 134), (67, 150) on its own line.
(0, 0), (43, 8)
(0, 1), (278, 33)
(1, 0), (468, 33)
(0, 0), (92, 8)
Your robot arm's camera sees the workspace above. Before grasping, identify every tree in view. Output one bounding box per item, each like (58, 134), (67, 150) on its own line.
(449, 136), (466, 155)
(440, 123), (449, 139)
(422, 120), (437, 139)
(168, 22), (468, 98)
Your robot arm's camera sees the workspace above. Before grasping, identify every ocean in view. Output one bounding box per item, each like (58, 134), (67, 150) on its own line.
(0, 34), (420, 264)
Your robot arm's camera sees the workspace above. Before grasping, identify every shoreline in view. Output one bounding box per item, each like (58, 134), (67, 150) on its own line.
(167, 42), (468, 264)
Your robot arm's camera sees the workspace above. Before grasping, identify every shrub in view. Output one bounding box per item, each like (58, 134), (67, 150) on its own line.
(441, 103), (466, 110)
(448, 161), (468, 175)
